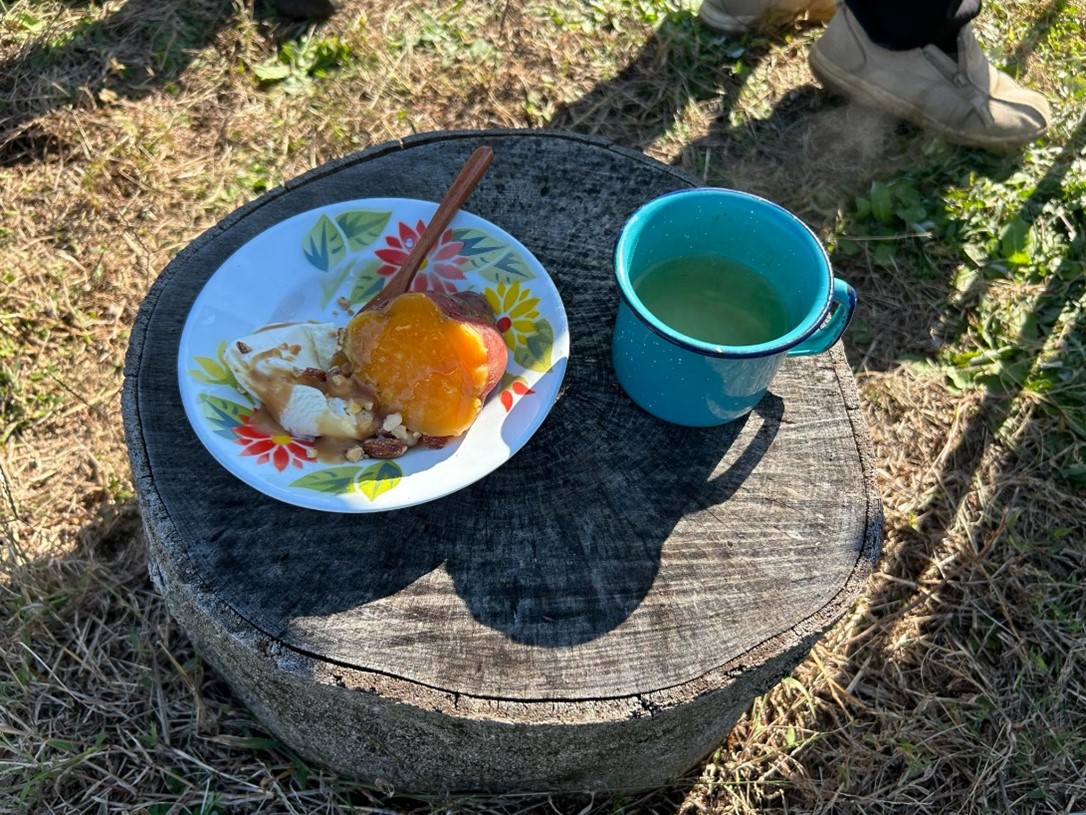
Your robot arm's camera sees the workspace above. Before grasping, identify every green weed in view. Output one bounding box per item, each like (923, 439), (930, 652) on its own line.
(251, 32), (355, 89)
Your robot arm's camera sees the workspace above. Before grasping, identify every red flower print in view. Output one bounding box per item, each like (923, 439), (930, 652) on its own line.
(500, 380), (535, 412)
(374, 219), (468, 293)
(234, 413), (314, 472)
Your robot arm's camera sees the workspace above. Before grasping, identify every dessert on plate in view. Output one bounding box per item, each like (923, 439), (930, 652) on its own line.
(224, 290), (508, 461)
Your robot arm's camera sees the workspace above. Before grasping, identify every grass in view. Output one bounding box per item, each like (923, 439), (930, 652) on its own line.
(2, 0), (1085, 811)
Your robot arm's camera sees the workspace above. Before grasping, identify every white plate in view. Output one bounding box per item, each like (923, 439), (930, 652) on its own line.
(178, 197), (569, 512)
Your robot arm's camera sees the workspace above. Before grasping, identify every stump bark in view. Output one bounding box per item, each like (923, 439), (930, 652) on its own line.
(123, 129), (882, 793)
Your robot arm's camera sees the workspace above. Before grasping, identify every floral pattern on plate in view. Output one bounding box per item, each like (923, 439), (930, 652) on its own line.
(178, 198), (569, 512)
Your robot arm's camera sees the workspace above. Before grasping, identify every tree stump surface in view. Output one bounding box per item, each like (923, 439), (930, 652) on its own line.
(123, 129), (883, 793)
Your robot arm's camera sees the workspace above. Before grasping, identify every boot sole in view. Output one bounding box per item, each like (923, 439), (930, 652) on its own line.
(808, 45), (1036, 151)
(697, 4), (758, 33)
(698, 2), (835, 34)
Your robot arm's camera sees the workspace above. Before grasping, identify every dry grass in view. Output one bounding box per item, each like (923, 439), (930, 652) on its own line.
(2, 0), (1085, 812)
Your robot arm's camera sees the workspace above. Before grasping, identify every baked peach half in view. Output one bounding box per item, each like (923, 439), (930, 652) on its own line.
(343, 291), (508, 438)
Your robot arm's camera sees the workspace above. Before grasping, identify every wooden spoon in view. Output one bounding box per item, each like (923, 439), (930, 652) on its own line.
(362, 145), (494, 311)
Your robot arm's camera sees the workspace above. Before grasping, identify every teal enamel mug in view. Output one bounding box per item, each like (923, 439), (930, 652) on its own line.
(612, 188), (856, 426)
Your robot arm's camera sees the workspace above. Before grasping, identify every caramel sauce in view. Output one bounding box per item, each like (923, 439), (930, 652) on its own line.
(245, 344), (378, 415)
(238, 316), (476, 464)
(248, 405), (363, 465)
(239, 328), (397, 463)
(312, 434), (365, 464)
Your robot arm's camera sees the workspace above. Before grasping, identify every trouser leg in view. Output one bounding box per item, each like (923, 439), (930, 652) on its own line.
(843, 0), (983, 52)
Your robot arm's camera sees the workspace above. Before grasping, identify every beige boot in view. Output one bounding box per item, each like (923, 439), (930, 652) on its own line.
(698, 0), (836, 33)
(808, 6), (1050, 150)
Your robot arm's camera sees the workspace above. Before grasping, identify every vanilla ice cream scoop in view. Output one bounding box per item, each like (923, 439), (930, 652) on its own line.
(223, 322), (378, 440)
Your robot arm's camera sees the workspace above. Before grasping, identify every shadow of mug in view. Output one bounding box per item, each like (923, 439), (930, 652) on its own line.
(446, 391), (783, 647)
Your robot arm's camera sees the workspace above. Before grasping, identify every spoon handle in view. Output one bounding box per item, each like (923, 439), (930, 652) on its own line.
(363, 145), (494, 311)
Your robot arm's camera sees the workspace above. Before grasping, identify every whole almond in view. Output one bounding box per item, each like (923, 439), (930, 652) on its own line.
(362, 437), (408, 459)
(420, 435), (451, 449)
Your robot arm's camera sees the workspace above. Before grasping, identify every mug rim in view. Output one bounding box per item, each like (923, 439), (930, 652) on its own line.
(614, 187), (833, 359)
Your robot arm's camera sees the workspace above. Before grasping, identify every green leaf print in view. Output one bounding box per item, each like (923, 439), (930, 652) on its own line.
(291, 467), (358, 494)
(451, 227), (507, 268)
(319, 255), (381, 309)
(479, 248), (536, 285)
(199, 394), (252, 440)
(348, 258), (386, 307)
(189, 340), (238, 388)
(512, 318), (554, 372)
(336, 210), (391, 252)
(355, 461), (402, 499)
(290, 461), (403, 498)
(319, 262), (352, 308)
(303, 214), (347, 272)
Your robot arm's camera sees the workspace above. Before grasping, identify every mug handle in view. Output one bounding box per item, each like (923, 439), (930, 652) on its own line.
(788, 278), (857, 357)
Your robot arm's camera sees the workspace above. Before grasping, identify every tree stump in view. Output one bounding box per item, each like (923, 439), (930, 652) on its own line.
(123, 130), (882, 793)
